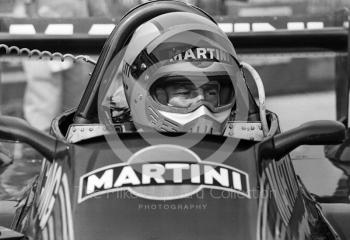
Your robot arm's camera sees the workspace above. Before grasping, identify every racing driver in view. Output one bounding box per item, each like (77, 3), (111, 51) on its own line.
(106, 4), (256, 136)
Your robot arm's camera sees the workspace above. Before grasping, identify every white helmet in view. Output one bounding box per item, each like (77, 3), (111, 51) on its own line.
(119, 11), (244, 135)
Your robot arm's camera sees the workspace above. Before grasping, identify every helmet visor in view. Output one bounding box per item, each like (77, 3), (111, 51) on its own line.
(150, 74), (234, 112)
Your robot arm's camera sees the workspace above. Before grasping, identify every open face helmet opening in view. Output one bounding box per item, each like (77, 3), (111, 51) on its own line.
(119, 11), (244, 135)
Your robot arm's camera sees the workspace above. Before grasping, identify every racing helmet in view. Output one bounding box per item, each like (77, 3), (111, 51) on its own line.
(121, 11), (244, 134)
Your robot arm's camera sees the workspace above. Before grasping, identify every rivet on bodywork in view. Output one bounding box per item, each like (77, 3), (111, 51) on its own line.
(140, 63), (147, 70)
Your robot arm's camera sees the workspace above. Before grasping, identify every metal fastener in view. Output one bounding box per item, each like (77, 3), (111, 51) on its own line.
(140, 63), (147, 70)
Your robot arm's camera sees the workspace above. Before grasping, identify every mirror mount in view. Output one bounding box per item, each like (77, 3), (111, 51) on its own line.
(259, 120), (345, 160)
(0, 116), (67, 161)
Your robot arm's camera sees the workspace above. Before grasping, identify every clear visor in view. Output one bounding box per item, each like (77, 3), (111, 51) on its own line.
(150, 75), (234, 111)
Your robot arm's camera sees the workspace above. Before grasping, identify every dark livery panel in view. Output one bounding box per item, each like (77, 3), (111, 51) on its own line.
(31, 135), (259, 240)
(6, 132), (338, 240)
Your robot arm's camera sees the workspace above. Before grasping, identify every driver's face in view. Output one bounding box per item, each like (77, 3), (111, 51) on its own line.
(165, 82), (219, 108)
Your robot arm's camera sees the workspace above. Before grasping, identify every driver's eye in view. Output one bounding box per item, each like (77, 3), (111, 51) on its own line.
(207, 89), (218, 96)
(175, 89), (190, 95)
(173, 85), (194, 95)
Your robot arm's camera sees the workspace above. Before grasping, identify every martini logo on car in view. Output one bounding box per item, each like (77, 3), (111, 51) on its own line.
(78, 145), (250, 203)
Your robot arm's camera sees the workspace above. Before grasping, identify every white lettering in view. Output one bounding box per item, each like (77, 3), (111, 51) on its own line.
(170, 53), (182, 62)
(165, 163), (189, 183)
(215, 49), (220, 60)
(169, 48), (232, 63)
(220, 49), (228, 62)
(204, 166), (229, 187)
(175, 53), (182, 61)
(142, 164), (166, 184)
(207, 48), (215, 59)
(79, 161), (251, 202)
(196, 48), (207, 59)
(232, 172), (242, 190)
(86, 169), (113, 195)
(191, 164), (201, 183)
(184, 49), (196, 60)
(114, 166), (141, 187)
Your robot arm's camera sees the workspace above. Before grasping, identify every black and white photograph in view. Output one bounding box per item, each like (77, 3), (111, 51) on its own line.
(0, 0), (350, 239)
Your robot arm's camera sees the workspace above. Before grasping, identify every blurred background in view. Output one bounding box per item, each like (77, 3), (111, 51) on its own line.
(0, 0), (347, 127)
(0, 0), (350, 201)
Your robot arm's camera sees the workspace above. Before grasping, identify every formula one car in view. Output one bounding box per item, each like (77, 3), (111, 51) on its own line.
(0, 1), (347, 240)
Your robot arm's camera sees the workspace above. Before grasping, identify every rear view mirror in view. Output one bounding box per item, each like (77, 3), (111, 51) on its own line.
(0, 116), (67, 160)
(260, 120), (345, 160)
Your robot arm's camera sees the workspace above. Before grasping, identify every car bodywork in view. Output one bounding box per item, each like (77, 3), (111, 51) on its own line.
(0, 1), (348, 240)
(0, 116), (343, 240)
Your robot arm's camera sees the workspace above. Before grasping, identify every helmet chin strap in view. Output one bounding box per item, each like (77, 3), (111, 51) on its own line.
(240, 62), (269, 137)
